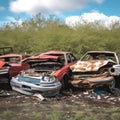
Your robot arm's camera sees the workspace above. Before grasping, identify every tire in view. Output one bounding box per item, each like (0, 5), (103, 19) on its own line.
(60, 75), (70, 90)
(109, 79), (120, 96)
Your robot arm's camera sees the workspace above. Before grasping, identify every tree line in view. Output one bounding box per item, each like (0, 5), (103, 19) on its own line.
(0, 14), (120, 58)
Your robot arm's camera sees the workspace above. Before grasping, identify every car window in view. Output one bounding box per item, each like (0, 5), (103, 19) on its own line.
(66, 54), (71, 63)
(66, 53), (76, 63)
(81, 53), (117, 62)
(9, 57), (21, 63)
(58, 55), (65, 65)
(45, 53), (65, 65)
(0, 56), (21, 63)
(81, 54), (93, 61)
(0, 47), (13, 55)
(0, 58), (5, 62)
(69, 54), (77, 62)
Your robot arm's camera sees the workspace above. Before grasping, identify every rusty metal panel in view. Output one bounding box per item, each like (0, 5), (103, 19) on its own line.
(70, 60), (109, 72)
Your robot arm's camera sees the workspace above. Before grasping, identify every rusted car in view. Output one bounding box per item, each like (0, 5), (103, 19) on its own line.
(10, 51), (77, 96)
(0, 46), (13, 55)
(0, 61), (10, 84)
(41, 51), (77, 86)
(0, 53), (29, 84)
(69, 51), (120, 91)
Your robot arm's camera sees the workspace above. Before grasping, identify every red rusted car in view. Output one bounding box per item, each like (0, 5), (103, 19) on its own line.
(0, 61), (10, 84)
(10, 51), (77, 96)
(0, 46), (13, 55)
(69, 51), (120, 91)
(0, 53), (29, 83)
(41, 51), (77, 83)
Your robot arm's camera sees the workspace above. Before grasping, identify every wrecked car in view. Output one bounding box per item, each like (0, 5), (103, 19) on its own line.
(10, 51), (77, 97)
(0, 61), (10, 84)
(41, 50), (77, 88)
(0, 53), (30, 84)
(0, 46), (13, 55)
(69, 51), (120, 91)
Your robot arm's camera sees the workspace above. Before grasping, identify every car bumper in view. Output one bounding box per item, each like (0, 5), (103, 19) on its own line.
(70, 76), (114, 88)
(10, 77), (62, 97)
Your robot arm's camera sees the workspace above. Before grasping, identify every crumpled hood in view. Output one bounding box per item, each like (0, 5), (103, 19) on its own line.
(70, 60), (111, 72)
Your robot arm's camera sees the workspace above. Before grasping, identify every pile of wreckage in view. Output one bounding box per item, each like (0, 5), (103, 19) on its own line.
(0, 47), (120, 100)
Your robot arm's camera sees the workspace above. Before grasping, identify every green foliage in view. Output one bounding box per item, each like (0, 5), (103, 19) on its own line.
(0, 14), (120, 58)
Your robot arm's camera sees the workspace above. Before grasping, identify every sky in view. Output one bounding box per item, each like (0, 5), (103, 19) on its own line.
(0, 0), (120, 27)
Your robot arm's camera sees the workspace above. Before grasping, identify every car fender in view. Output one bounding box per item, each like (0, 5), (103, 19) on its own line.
(53, 61), (77, 81)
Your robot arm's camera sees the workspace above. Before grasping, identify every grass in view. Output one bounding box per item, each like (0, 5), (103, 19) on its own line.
(0, 99), (120, 120)
(0, 110), (16, 120)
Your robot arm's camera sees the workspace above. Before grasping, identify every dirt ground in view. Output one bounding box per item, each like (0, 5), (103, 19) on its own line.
(0, 84), (120, 120)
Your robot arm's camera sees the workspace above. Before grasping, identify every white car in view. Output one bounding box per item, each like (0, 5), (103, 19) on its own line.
(69, 51), (120, 92)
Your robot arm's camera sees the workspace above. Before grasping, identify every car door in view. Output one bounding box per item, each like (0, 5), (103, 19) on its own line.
(54, 53), (77, 80)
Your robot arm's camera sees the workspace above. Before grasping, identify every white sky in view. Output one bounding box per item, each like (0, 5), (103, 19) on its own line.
(6, 0), (120, 28)
(9, 0), (103, 15)
(65, 11), (120, 28)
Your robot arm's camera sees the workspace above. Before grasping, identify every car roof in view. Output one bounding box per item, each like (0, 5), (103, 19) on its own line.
(22, 55), (59, 63)
(28, 55), (59, 59)
(0, 54), (25, 58)
(86, 51), (116, 54)
(41, 50), (71, 55)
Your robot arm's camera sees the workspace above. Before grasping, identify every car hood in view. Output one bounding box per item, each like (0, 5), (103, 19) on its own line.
(20, 61), (63, 78)
(70, 60), (114, 72)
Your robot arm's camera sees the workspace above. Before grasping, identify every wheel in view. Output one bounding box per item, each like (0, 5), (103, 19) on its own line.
(60, 75), (70, 90)
(109, 79), (120, 96)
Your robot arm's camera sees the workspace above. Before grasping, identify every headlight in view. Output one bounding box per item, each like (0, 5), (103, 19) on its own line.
(49, 76), (56, 82)
(42, 75), (57, 82)
(13, 76), (19, 80)
(19, 71), (25, 76)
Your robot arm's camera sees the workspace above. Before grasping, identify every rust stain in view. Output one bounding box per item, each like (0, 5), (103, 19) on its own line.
(70, 60), (109, 72)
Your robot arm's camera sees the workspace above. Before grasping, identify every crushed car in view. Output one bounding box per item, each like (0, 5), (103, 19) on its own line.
(10, 51), (77, 97)
(69, 51), (120, 93)
(41, 50), (77, 89)
(0, 53), (30, 84)
(0, 61), (10, 84)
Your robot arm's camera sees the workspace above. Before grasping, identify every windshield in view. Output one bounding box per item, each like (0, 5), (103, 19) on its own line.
(32, 62), (63, 71)
(0, 56), (21, 63)
(81, 52), (116, 62)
